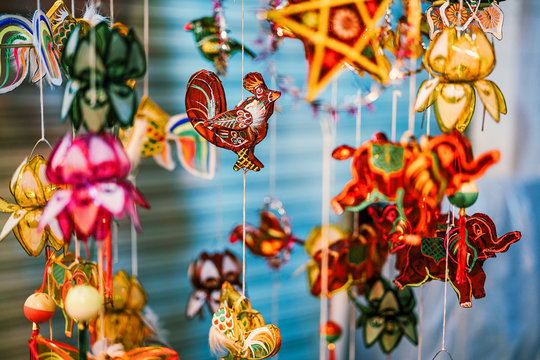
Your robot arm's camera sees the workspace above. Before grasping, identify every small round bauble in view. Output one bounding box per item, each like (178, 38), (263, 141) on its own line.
(64, 285), (102, 322)
(320, 320), (342, 344)
(24, 292), (55, 324)
(448, 182), (479, 209)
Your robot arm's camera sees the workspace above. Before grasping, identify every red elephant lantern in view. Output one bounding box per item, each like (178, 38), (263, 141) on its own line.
(331, 131), (500, 245)
(372, 205), (521, 307)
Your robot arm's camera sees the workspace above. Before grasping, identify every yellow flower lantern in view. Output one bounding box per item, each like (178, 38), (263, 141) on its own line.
(415, 27), (506, 132)
(0, 156), (64, 256)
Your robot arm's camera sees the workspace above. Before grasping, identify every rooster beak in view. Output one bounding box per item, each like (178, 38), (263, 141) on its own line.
(184, 22), (193, 31)
(271, 91), (281, 102)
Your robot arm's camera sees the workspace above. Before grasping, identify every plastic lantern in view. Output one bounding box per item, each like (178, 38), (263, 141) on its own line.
(24, 292), (55, 324)
(64, 285), (102, 323)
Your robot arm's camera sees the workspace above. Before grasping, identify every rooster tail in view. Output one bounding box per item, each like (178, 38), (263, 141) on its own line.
(185, 70), (227, 142)
(209, 325), (242, 357)
(233, 148), (262, 172)
(242, 325), (282, 359)
(243, 72), (267, 94)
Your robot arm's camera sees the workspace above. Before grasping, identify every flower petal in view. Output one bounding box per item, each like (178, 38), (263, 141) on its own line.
(39, 190), (72, 230)
(415, 78), (439, 112)
(0, 209), (26, 241)
(474, 79), (506, 122)
(434, 83), (475, 132)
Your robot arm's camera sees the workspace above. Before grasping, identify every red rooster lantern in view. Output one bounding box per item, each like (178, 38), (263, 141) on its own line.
(185, 70), (281, 171)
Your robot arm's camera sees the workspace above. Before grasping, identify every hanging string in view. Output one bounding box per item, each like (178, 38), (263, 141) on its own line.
(391, 90), (402, 142)
(143, 0), (149, 96)
(319, 79), (337, 360)
(241, 0), (245, 101)
(352, 90), (362, 236)
(71, 0), (75, 15)
(408, 58), (417, 134)
(418, 285), (424, 360)
(74, 233), (80, 261)
(348, 289), (356, 360)
(242, 170), (247, 297)
(109, 0), (114, 24)
(96, 240), (105, 340)
(269, 74), (277, 196)
(112, 221), (118, 264)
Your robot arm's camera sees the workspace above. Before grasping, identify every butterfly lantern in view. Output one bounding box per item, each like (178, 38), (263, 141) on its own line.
(229, 198), (302, 269)
(186, 250), (242, 319)
(209, 281), (281, 360)
(0, 156), (65, 257)
(415, 27), (506, 133)
(331, 131), (500, 245)
(186, 70), (280, 172)
(121, 95), (216, 179)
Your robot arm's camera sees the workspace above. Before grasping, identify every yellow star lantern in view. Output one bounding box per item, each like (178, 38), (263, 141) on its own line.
(265, 0), (392, 102)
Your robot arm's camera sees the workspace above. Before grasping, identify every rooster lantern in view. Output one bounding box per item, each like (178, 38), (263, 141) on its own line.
(185, 70), (281, 172)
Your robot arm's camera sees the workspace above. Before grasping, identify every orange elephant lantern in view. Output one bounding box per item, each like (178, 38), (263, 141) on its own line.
(331, 132), (500, 245)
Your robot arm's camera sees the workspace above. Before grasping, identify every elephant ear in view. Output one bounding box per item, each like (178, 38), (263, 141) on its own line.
(332, 145), (356, 160)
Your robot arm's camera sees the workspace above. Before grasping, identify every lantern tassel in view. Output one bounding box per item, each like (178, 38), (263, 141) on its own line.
(456, 209), (467, 284)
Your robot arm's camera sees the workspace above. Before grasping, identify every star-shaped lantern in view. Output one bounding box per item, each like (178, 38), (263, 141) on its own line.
(265, 0), (392, 101)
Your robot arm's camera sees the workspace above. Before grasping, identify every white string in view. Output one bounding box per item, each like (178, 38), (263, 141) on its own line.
(38, 59), (45, 142)
(71, 0), (75, 15)
(348, 288), (356, 360)
(242, 171), (246, 297)
(391, 90), (402, 142)
(143, 0), (149, 96)
(241, 0), (245, 101)
(74, 233), (80, 261)
(418, 285), (424, 360)
(408, 58), (417, 134)
(352, 90), (362, 237)
(269, 74), (277, 196)
(110, 0), (114, 24)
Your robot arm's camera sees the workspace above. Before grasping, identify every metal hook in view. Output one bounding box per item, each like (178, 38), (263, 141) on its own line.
(29, 137), (53, 159)
(432, 349), (455, 360)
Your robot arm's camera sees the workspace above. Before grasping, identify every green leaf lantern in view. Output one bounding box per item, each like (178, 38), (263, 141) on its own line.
(61, 22), (146, 132)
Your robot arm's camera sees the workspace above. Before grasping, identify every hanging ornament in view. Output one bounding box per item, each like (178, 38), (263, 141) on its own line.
(393, 210), (521, 308)
(46, 0), (95, 56)
(320, 320), (341, 360)
(350, 276), (418, 354)
(61, 22), (146, 132)
(24, 292), (56, 325)
(264, 0), (392, 101)
(332, 131), (500, 245)
(0, 156), (65, 257)
(185, 70), (281, 172)
(186, 250), (242, 319)
(121, 95), (216, 179)
(415, 27), (506, 133)
(426, 0), (504, 40)
(42, 252), (99, 337)
(305, 225), (352, 297)
(209, 281), (281, 360)
(230, 198), (302, 269)
(305, 222), (389, 297)
(184, 0), (256, 76)
(381, 0), (424, 62)
(39, 132), (149, 242)
(0, 10), (62, 94)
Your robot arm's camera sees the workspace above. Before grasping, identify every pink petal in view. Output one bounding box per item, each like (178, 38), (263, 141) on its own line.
(47, 133), (72, 184)
(92, 183), (127, 216)
(39, 190), (72, 230)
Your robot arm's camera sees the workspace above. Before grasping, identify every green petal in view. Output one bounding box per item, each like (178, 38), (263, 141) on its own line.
(108, 83), (136, 127)
(364, 317), (384, 346)
(61, 80), (80, 122)
(381, 330), (401, 354)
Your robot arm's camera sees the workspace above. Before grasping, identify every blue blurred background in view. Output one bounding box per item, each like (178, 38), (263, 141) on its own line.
(0, 0), (538, 359)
